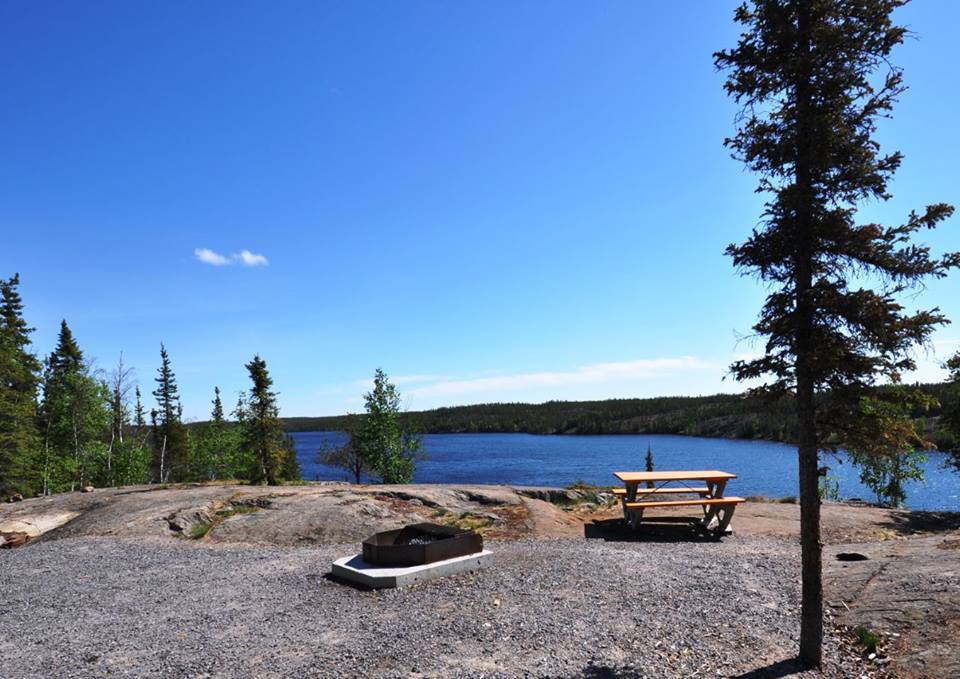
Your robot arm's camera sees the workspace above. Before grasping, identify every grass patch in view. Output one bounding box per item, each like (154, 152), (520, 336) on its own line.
(568, 479), (606, 492)
(190, 521), (212, 539)
(432, 510), (495, 533)
(778, 496), (798, 504)
(854, 625), (881, 654)
(215, 505), (261, 519)
(452, 512), (495, 532)
(566, 480), (617, 509)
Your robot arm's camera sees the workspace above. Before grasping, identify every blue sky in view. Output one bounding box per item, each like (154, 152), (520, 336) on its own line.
(2, 1), (958, 419)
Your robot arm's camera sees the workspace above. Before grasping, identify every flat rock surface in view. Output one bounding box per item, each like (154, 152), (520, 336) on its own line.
(825, 533), (960, 679)
(0, 483), (582, 546)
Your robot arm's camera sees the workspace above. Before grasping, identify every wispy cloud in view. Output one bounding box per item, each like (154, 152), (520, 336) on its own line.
(405, 357), (711, 400)
(194, 248), (269, 267)
(351, 373), (453, 389)
(194, 248), (231, 266)
(236, 250), (269, 267)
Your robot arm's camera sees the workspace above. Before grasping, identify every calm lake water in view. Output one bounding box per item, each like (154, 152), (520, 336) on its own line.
(290, 431), (960, 511)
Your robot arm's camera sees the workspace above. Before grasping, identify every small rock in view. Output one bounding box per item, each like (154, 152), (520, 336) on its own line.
(7, 493), (24, 502)
(81, 486), (95, 493)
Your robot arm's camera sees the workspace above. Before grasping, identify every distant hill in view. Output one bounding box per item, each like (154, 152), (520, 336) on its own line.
(278, 383), (957, 449)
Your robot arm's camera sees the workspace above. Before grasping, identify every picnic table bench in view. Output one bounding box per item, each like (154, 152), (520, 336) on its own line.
(613, 470), (744, 533)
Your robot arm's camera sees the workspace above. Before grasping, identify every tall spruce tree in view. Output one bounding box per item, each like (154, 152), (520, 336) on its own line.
(151, 344), (188, 482)
(212, 386), (224, 425)
(242, 355), (287, 485)
(716, 0), (957, 667)
(40, 321), (110, 492)
(0, 274), (42, 497)
(133, 386), (146, 444)
(192, 386), (230, 481)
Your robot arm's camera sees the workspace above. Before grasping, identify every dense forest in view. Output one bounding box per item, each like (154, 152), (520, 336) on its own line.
(281, 383), (960, 451)
(0, 274), (299, 499)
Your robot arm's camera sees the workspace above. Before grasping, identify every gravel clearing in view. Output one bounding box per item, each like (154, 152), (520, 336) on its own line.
(0, 535), (879, 678)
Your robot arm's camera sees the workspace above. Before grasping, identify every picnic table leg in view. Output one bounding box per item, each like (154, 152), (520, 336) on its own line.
(623, 482), (644, 529)
(701, 505), (719, 529)
(700, 479), (728, 526)
(715, 503), (737, 533)
(698, 489), (711, 518)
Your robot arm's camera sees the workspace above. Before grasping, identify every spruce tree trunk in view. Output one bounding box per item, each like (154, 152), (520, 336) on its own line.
(795, 0), (822, 667)
(42, 433), (50, 497)
(72, 417), (80, 491)
(159, 434), (167, 484)
(797, 381), (822, 667)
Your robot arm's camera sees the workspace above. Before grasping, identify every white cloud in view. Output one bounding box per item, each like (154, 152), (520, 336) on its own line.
(351, 374), (453, 389)
(405, 357), (712, 400)
(193, 248), (269, 267)
(236, 250), (269, 267)
(194, 248), (231, 266)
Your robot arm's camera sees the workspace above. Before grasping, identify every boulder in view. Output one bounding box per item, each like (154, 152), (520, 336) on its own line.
(0, 531), (30, 548)
(165, 506), (215, 535)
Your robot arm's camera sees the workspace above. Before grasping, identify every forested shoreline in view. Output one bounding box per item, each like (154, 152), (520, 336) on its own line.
(279, 384), (960, 450)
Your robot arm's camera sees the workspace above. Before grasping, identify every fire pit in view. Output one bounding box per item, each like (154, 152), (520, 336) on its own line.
(362, 523), (483, 567)
(331, 522), (493, 589)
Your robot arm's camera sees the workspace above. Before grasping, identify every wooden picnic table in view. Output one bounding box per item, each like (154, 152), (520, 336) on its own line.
(612, 470), (744, 532)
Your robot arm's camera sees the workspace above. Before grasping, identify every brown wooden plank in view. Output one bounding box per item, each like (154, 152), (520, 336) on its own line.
(624, 496), (745, 509)
(612, 487), (710, 496)
(614, 470), (737, 483)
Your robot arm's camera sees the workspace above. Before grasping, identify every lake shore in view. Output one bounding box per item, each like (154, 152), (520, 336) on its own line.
(2, 482), (958, 677)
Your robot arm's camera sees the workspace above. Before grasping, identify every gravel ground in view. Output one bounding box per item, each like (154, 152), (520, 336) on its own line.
(0, 535), (880, 678)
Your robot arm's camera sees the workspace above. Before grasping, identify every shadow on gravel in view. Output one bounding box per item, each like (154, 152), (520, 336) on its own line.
(878, 510), (960, 536)
(321, 572), (374, 591)
(729, 658), (807, 678)
(583, 518), (724, 543)
(562, 665), (645, 678)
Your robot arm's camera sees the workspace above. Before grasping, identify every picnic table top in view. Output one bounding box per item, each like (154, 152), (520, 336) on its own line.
(613, 470), (737, 483)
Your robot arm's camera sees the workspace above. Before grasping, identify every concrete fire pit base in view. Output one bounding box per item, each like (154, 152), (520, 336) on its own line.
(331, 549), (493, 589)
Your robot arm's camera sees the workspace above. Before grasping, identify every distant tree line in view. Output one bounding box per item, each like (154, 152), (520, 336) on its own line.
(279, 385), (960, 453)
(0, 274), (299, 499)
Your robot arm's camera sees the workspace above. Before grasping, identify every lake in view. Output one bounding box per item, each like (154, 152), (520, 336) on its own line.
(290, 431), (960, 511)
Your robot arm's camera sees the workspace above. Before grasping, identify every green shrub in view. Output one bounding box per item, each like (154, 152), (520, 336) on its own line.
(215, 505), (260, 519)
(190, 522), (212, 539)
(855, 626), (880, 654)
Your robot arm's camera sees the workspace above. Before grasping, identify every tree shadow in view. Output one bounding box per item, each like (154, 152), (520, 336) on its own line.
(878, 510), (960, 536)
(728, 658), (809, 678)
(562, 659), (807, 678)
(583, 517), (725, 543)
(565, 665), (644, 678)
